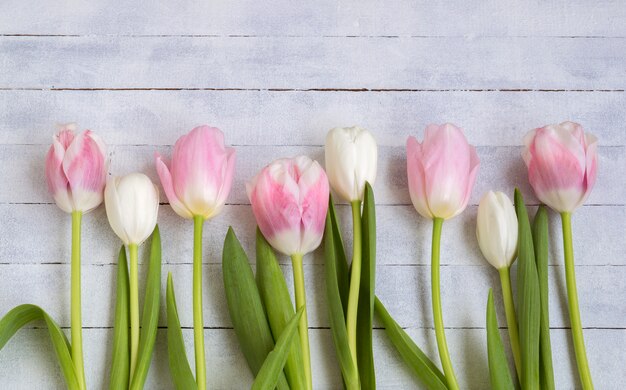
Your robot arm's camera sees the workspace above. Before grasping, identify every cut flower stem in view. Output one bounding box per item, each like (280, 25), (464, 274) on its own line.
(346, 200), (362, 371)
(71, 211), (86, 390)
(129, 243), (139, 379)
(193, 215), (207, 390)
(431, 217), (459, 390)
(561, 212), (593, 390)
(498, 266), (522, 379)
(291, 253), (312, 390)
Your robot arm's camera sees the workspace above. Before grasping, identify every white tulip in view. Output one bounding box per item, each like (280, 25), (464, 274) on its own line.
(324, 126), (377, 202)
(476, 191), (518, 269)
(105, 173), (159, 245)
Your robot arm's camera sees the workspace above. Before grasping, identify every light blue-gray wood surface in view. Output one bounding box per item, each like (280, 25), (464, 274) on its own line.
(0, 1), (624, 388)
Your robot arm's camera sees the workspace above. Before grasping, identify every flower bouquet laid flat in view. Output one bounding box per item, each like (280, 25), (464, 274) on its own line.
(0, 120), (598, 390)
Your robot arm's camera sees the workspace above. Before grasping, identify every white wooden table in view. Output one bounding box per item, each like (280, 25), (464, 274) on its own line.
(0, 1), (624, 388)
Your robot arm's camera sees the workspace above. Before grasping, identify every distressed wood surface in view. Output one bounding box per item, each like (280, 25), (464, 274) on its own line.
(0, 1), (624, 389)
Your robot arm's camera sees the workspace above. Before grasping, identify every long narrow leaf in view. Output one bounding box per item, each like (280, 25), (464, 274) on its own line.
(486, 289), (515, 390)
(166, 273), (197, 390)
(252, 308), (304, 390)
(110, 246), (130, 389)
(357, 182), (376, 389)
(222, 227), (289, 389)
(328, 195), (350, 316)
(374, 297), (448, 390)
(0, 304), (80, 389)
(255, 229), (306, 390)
(131, 226), (162, 389)
(532, 206), (555, 390)
(514, 189), (540, 390)
(325, 203), (360, 390)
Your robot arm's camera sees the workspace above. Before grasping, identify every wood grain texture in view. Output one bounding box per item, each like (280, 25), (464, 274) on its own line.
(1, 36), (625, 90)
(0, 0), (624, 389)
(0, 0), (624, 37)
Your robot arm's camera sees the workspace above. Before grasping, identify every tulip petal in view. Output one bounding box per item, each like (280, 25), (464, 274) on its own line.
(406, 136), (433, 219)
(105, 177), (131, 245)
(155, 154), (193, 219)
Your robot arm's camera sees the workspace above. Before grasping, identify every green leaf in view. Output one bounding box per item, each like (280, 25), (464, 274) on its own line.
(110, 246), (130, 389)
(255, 229), (306, 390)
(166, 273), (197, 390)
(0, 304), (80, 390)
(486, 289), (515, 390)
(325, 202), (360, 390)
(252, 308), (304, 390)
(532, 206), (555, 390)
(222, 227), (289, 390)
(357, 182), (376, 389)
(328, 195), (350, 316)
(374, 297), (448, 390)
(130, 226), (162, 390)
(514, 189), (540, 390)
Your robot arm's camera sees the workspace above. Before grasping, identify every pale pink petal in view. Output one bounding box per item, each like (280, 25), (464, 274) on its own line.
(406, 136), (433, 218)
(155, 153), (193, 219)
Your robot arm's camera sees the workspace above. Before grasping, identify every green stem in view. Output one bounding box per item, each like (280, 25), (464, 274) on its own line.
(71, 211), (86, 390)
(499, 266), (522, 380)
(193, 215), (207, 390)
(345, 200), (362, 370)
(291, 253), (312, 390)
(431, 217), (459, 390)
(129, 243), (139, 379)
(561, 212), (594, 390)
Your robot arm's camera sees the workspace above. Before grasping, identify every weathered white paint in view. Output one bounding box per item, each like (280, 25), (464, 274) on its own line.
(1, 36), (624, 90)
(0, 1), (623, 389)
(0, 90), (624, 146)
(0, 0), (624, 37)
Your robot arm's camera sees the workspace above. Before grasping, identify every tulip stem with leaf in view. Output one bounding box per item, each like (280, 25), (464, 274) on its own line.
(155, 126), (236, 390)
(523, 122), (597, 390)
(406, 124), (479, 390)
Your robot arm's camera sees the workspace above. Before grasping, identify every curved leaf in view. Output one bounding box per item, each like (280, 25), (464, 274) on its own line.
(131, 226), (162, 390)
(357, 182), (376, 389)
(514, 189), (540, 390)
(532, 206), (555, 390)
(252, 308), (304, 390)
(325, 202), (360, 390)
(0, 304), (80, 390)
(222, 227), (289, 389)
(256, 229), (306, 390)
(374, 297), (448, 390)
(486, 289), (515, 390)
(166, 273), (197, 390)
(110, 246), (130, 389)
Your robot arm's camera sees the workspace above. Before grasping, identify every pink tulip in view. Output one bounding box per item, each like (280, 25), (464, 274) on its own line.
(45, 123), (107, 213)
(522, 121), (598, 213)
(247, 156), (330, 256)
(156, 125), (236, 220)
(406, 123), (480, 220)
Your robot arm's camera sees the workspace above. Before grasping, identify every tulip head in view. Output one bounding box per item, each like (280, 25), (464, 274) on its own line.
(105, 173), (159, 246)
(156, 125), (236, 220)
(522, 122), (598, 213)
(247, 156), (330, 256)
(406, 123), (479, 220)
(45, 124), (107, 213)
(476, 191), (518, 269)
(325, 126), (377, 202)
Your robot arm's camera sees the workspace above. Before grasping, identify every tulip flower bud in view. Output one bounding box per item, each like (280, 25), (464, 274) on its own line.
(522, 122), (598, 213)
(476, 191), (518, 269)
(45, 123), (107, 213)
(325, 126), (377, 202)
(407, 123), (479, 220)
(155, 125), (236, 220)
(104, 173), (159, 245)
(247, 156), (330, 256)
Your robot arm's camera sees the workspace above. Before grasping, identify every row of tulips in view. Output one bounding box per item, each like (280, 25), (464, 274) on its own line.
(0, 121), (596, 390)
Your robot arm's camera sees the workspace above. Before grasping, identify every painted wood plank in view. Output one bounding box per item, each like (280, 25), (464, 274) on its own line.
(0, 144), (623, 206)
(0, 328), (623, 389)
(1, 36), (624, 90)
(0, 0), (624, 37)
(0, 204), (622, 267)
(1, 89), (624, 146)
(1, 263), (623, 330)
